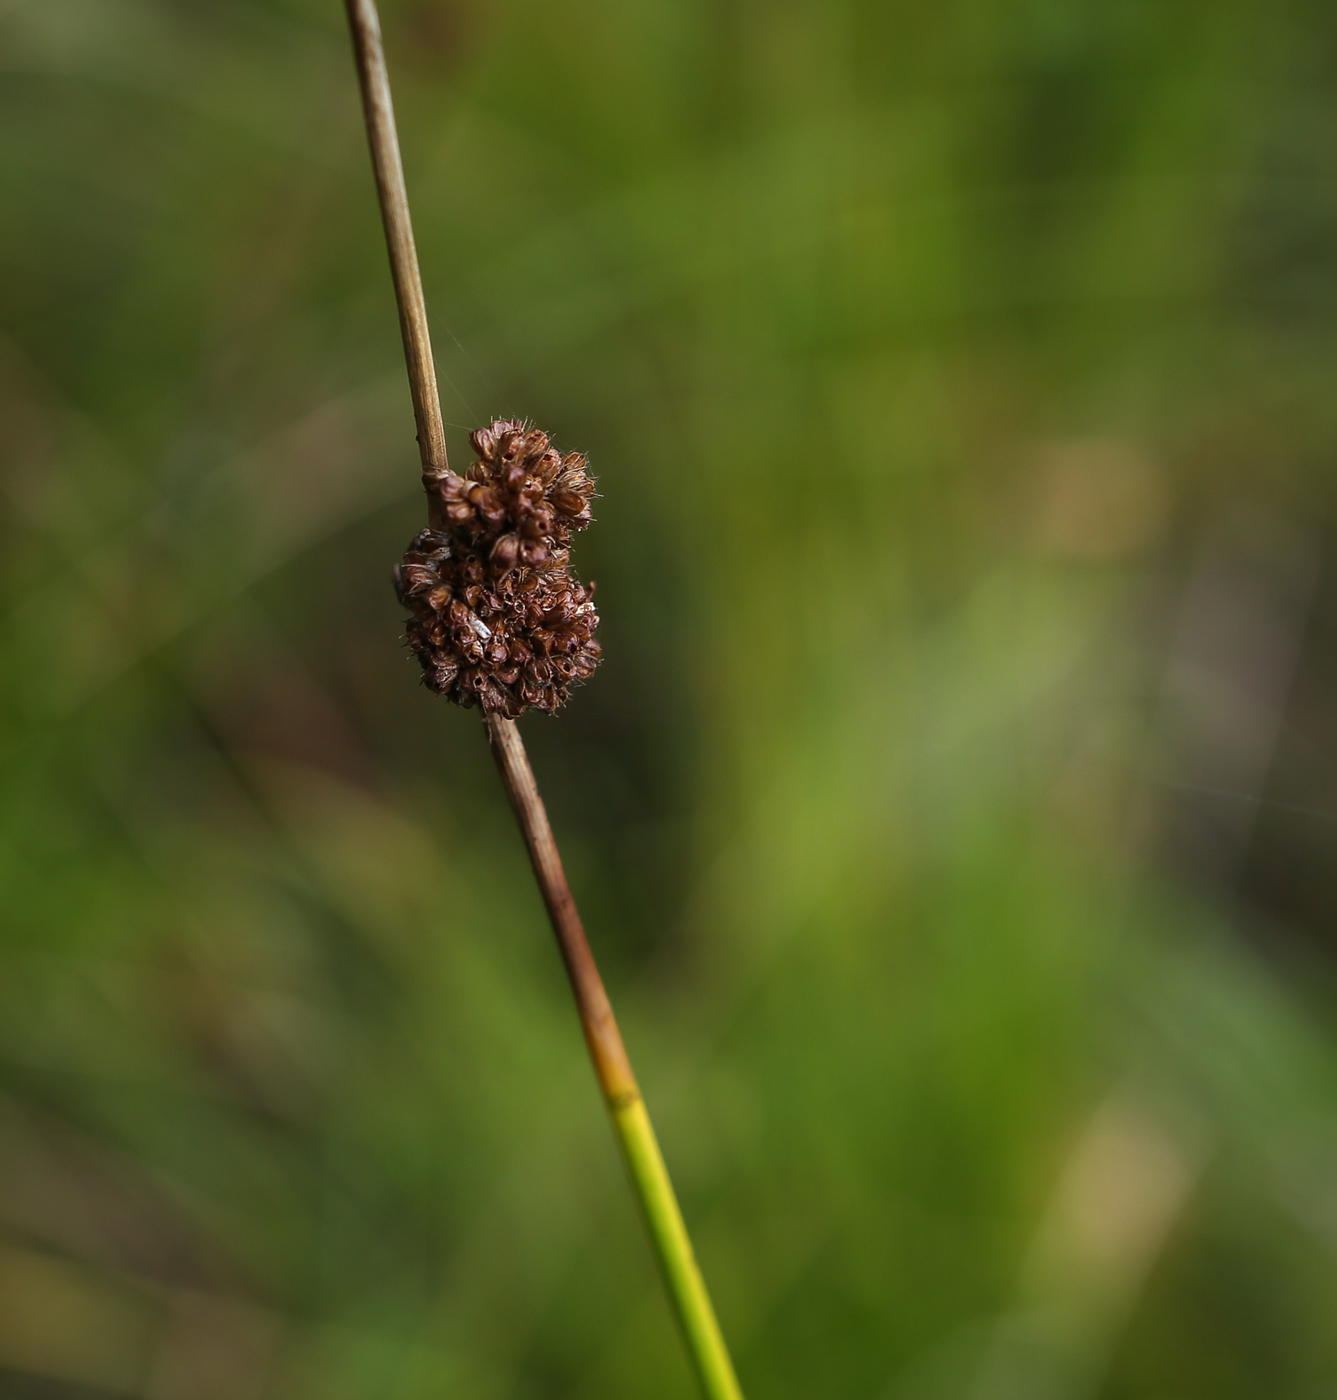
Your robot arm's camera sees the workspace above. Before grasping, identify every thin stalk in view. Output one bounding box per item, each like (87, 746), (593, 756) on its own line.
(343, 0), (449, 489)
(485, 715), (743, 1400)
(341, 5), (744, 1396)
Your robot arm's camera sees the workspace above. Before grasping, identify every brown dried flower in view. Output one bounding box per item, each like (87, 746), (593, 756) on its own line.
(394, 420), (600, 717)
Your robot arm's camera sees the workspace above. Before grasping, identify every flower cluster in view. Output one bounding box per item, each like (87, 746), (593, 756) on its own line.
(394, 420), (600, 717)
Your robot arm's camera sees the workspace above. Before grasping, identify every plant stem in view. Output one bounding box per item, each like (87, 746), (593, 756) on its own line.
(343, 0), (449, 488)
(341, 4), (744, 1396)
(485, 714), (744, 1400)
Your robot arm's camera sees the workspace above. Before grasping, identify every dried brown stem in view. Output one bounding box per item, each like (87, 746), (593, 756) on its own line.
(485, 713), (640, 1106)
(343, 0), (450, 494)
(342, 0), (638, 1109)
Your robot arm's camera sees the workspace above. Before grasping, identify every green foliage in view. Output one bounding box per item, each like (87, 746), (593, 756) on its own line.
(1, 0), (1337, 1395)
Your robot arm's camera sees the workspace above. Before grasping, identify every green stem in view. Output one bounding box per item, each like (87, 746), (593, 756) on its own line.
(611, 1094), (745, 1400)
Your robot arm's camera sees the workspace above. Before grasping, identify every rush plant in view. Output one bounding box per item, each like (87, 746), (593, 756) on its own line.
(341, 3), (744, 1396)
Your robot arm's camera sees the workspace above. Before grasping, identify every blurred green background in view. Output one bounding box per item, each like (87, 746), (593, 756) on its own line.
(2, 0), (1337, 1395)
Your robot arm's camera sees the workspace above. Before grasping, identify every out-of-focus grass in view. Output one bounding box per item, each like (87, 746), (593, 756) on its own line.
(3, 0), (1337, 1396)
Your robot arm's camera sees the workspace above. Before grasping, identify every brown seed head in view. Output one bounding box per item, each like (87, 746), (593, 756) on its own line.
(395, 420), (601, 717)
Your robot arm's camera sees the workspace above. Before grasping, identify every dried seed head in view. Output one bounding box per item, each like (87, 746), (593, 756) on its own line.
(396, 419), (601, 717)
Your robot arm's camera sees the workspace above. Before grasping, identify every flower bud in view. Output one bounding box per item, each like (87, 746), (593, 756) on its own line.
(490, 533), (521, 570)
